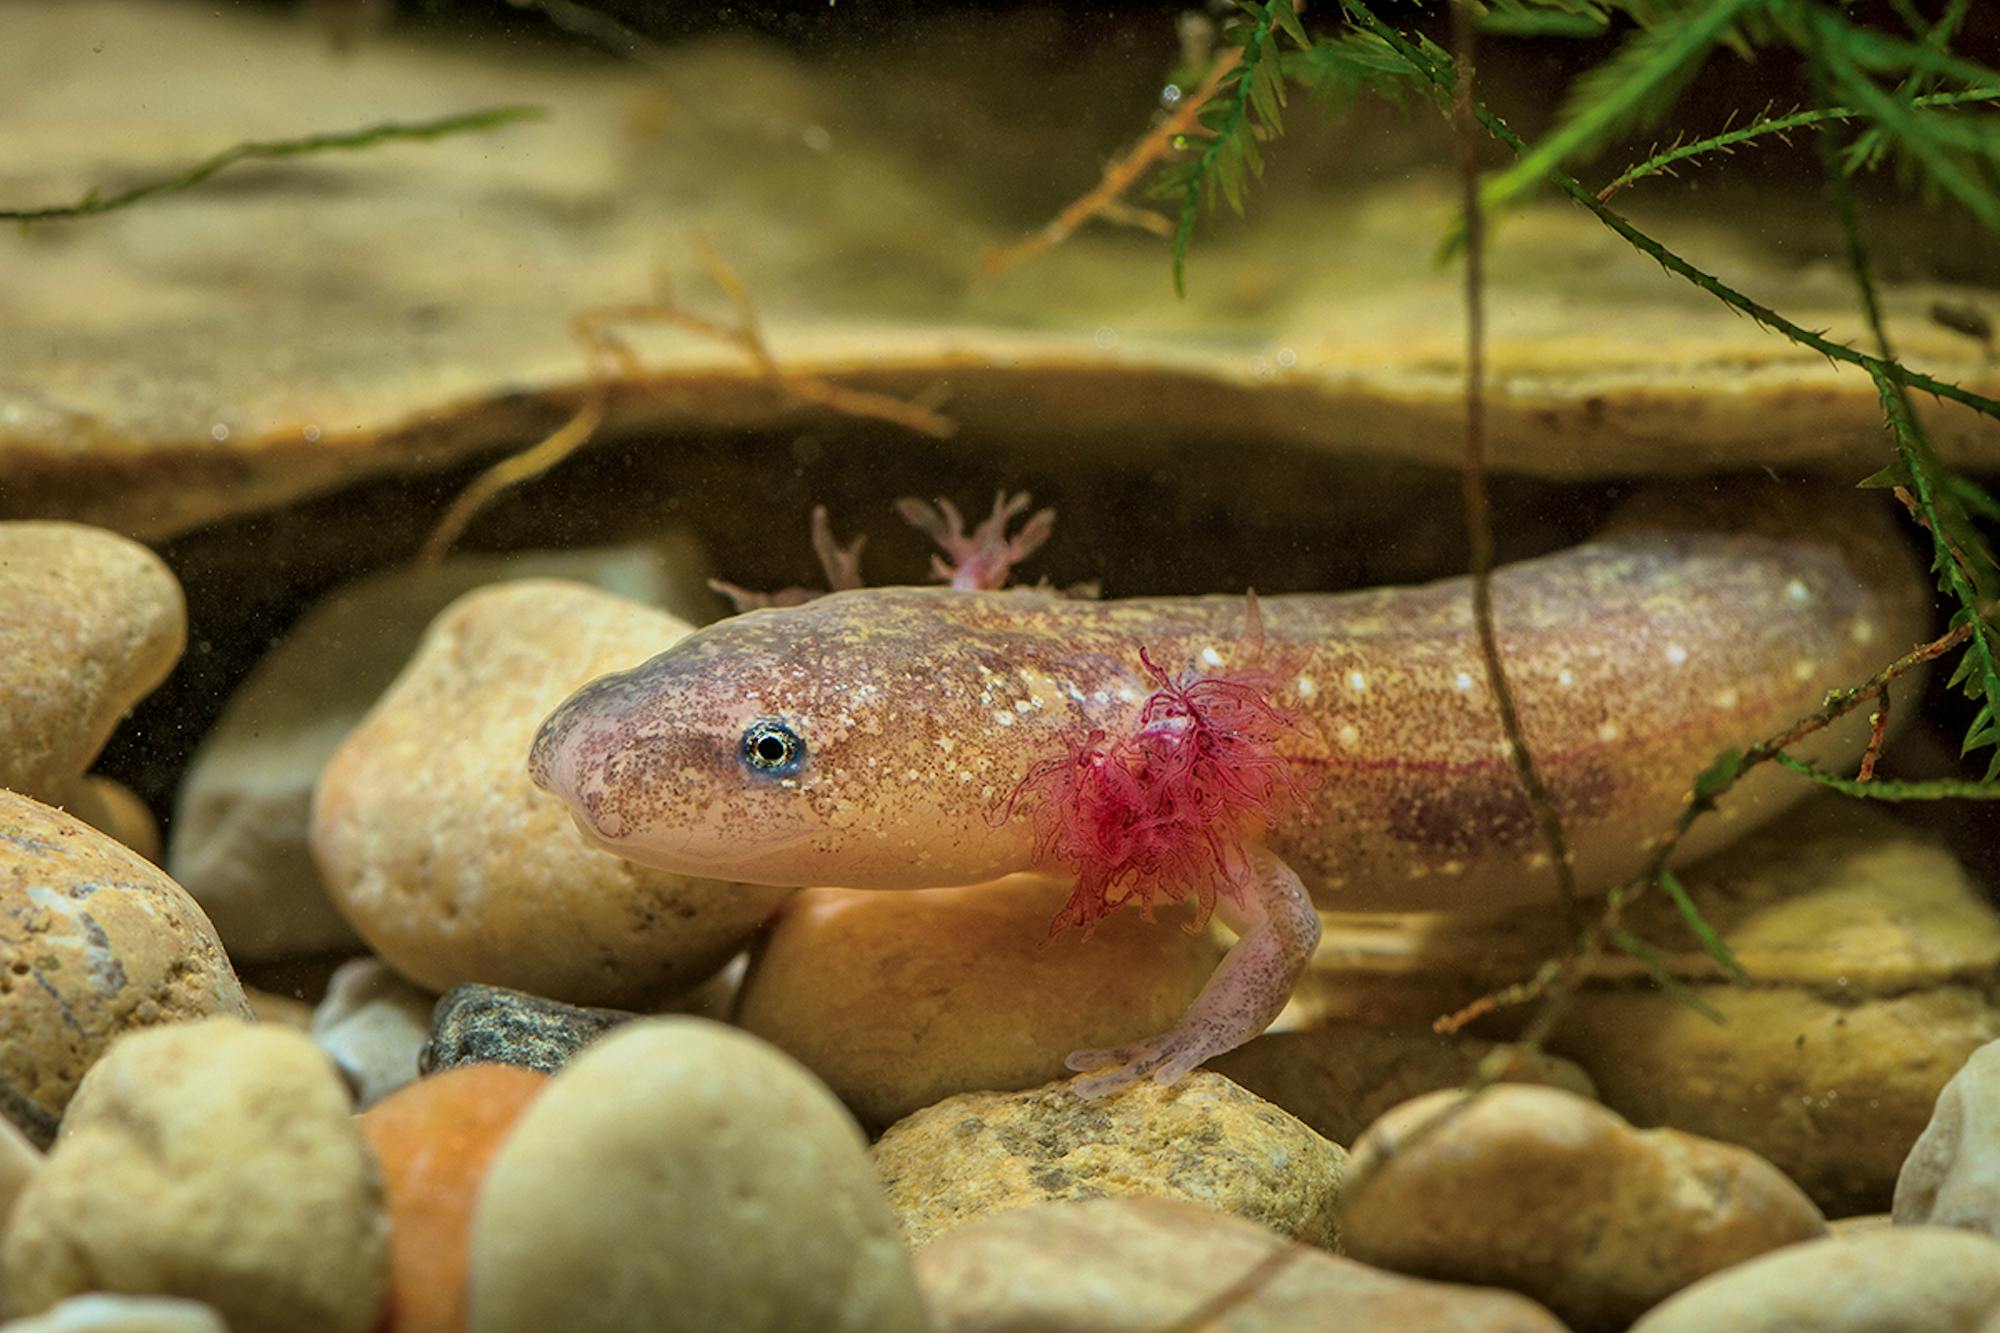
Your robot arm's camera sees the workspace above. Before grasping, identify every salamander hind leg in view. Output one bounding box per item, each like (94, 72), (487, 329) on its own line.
(1067, 845), (1320, 1098)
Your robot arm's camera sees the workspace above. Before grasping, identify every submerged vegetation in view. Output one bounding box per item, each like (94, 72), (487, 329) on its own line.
(1087, 0), (2000, 1037)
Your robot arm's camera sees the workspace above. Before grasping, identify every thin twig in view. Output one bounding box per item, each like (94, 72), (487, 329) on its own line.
(1434, 617), (1972, 1034)
(980, 49), (1243, 278)
(1448, 1), (1581, 939)
(1, 106), (545, 224)
(420, 252), (955, 561)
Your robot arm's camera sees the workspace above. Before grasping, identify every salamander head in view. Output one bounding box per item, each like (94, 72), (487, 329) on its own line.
(528, 590), (1057, 888)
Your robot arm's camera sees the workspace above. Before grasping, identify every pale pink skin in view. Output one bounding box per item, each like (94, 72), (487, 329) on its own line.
(529, 485), (1929, 1095)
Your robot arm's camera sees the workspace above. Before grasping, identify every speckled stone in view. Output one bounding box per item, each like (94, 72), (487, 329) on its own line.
(1210, 1024), (1597, 1147)
(734, 875), (1220, 1128)
(420, 982), (639, 1077)
(311, 579), (794, 1008)
(1, 1018), (388, 1333)
(872, 1072), (1344, 1249)
(1287, 801), (2000, 1215)
(914, 1197), (1568, 1332)
(0, 1114), (40, 1315)
(467, 1018), (924, 1333)
(45, 776), (160, 865)
(170, 542), (712, 963)
(1340, 1085), (1827, 1332)
(0, 1295), (229, 1333)
(0, 792), (249, 1148)
(0, 522), (184, 801)
(310, 958), (435, 1107)
(1896, 1038), (2000, 1233)
(1632, 1227), (2000, 1332)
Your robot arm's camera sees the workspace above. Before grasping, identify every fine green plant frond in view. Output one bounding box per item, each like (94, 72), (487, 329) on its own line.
(1658, 868), (1746, 979)
(1843, 0), (1969, 172)
(1473, 0), (1612, 38)
(1774, 754), (2000, 800)
(1479, 0), (1766, 213)
(0, 106), (545, 225)
(1152, 0), (1311, 295)
(1598, 87), (2000, 198)
(1872, 369), (2000, 776)
(1611, 930), (1726, 1022)
(1816, 24), (2000, 233)
(1283, 30), (1436, 115)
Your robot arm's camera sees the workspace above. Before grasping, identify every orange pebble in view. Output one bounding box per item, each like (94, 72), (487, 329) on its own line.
(357, 1064), (549, 1333)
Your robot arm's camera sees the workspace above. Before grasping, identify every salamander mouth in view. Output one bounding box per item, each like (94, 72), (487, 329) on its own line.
(574, 815), (818, 883)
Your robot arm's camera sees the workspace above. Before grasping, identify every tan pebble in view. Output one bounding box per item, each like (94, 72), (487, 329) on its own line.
(1547, 802), (2000, 1214)
(0, 1115), (40, 1314)
(1339, 1084), (1826, 1332)
(1829, 1212), (1893, 1235)
(873, 1072), (1343, 1249)
(0, 792), (249, 1147)
(1210, 1023), (1596, 1147)
(734, 875), (1218, 1127)
(44, 776), (160, 863)
(467, 1017), (923, 1333)
(311, 580), (793, 1008)
(0, 1018), (388, 1333)
(309, 957), (435, 1106)
(1897, 1038), (2000, 1233)
(1634, 1227), (2000, 1332)
(0, 522), (184, 798)
(240, 987), (315, 1030)
(914, 1197), (1567, 1332)
(0, 1294), (228, 1332)
(170, 542), (712, 963)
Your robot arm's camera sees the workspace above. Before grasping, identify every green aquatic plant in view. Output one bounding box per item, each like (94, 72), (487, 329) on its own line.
(0, 106), (544, 226)
(1128, 0), (2000, 1029)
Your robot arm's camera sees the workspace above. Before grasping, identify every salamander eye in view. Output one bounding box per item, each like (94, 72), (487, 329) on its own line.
(740, 718), (806, 777)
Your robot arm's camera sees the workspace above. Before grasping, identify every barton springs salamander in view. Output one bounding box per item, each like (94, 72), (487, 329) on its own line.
(529, 484), (1930, 1096)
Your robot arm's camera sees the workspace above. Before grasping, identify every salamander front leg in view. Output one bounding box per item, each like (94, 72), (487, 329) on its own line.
(1066, 844), (1320, 1099)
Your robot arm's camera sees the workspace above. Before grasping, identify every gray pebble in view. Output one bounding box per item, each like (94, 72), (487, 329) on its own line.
(421, 983), (638, 1076)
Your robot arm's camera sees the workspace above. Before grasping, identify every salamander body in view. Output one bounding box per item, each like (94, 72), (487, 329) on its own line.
(530, 484), (1930, 1092)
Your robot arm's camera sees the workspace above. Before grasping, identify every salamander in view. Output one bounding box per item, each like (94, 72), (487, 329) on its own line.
(529, 482), (1931, 1096)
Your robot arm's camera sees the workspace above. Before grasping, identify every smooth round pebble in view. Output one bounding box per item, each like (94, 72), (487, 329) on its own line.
(357, 1064), (548, 1333)
(310, 957), (436, 1106)
(915, 1197), (1567, 1332)
(873, 1072), (1344, 1249)
(0, 1115), (41, 1315)
(0, 522), (184, 798)
(1340, 1084), (1827, 1332)
(420, 982), (638, 1077)
(0, 1018), (388, 1333)
(734, 875), (1220, 1127)
(0, 1295), (228, 1333)
(1897, 1037), (2000, 1233)
(1210, 1024), (1597, 1148)
(45, 775), (160, 862)
(467, 1018), (924, 1333)
(169, 542), (711, 963)
(311, 580), (793, 1007)
(0, 792), (249, 1147)
(1632, 1226), (2000, 1332)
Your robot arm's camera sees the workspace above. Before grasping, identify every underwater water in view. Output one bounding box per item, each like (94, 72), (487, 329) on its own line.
(5, 1), (2000, 1330)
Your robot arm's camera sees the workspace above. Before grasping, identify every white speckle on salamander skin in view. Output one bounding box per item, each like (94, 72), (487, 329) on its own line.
(527, 484), (1931, 1090)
